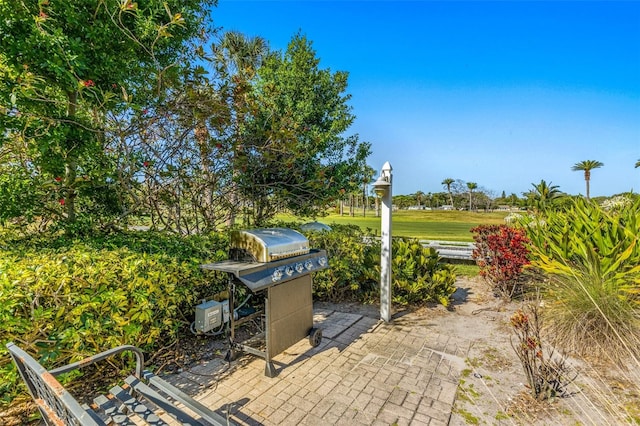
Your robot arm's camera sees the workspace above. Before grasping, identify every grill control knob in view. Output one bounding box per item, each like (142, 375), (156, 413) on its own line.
(272, 268), (283, 282)
(318, 256), (327, 267)
(304, 259), (314, 271)
(285, 265), (294, 276)
(295, 262), (304, 273)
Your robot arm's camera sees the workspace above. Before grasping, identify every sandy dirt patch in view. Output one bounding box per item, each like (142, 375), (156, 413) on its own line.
(441, 276), (640, 425)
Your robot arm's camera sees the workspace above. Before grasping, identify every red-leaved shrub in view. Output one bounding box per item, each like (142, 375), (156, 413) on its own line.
(471, 224), (530, 297)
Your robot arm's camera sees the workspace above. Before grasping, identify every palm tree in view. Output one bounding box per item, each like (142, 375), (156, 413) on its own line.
(415, 191), (424, 208)
(635, 159), (640, 168)
(212, 31), (269, 226)
(212, 31), (268, 82)
(466, 182), (477, 211)
(442, 178), (455, 207)
(572, 160), (604, 201)
(527, 179), (561, 212)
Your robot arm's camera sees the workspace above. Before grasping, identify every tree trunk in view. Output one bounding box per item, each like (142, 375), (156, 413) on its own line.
(195, 124), (215, 229)
(349, 194), (354, 217)
(585, 171), (591, 201)
(64, 91), (78, 225)
(362, 181), (367, 217)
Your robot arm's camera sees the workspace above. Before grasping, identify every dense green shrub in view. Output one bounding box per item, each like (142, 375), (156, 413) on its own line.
(389, 238), (457, 307)
(305, 226), (456, 306)
(520, 198), (640, 363)
(522, 197), (640, 274)
(304, 224), (379, 301)
(304, 224), (459, 306)
(0, 230), (229, 405)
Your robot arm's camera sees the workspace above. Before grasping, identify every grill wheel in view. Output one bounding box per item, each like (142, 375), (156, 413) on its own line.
(309, 327), (322, 347)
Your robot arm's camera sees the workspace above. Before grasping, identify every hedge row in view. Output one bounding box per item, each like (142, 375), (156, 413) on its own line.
(0, 231), (229, 404)
(0, 225), (456, 406)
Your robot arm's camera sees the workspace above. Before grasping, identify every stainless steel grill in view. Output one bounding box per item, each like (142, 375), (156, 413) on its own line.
(201, 228), (328, 377)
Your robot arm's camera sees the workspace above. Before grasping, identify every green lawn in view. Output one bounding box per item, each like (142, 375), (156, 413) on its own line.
(288, 210), (510, 242)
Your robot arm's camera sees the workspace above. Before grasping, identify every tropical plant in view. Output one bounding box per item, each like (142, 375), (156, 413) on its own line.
(466, 182), (478, 211)
(520, 198), (640, 363)
(212, 31), (269, 83)
(304, 224), (378, 301)
(571, 160), (604, 201)
(442, 178), (455, 207)
(635, 159), (640, 168)
(387, 238), (457, 306)
(304, 225), (457, 306)
(525, 180), (562, 212)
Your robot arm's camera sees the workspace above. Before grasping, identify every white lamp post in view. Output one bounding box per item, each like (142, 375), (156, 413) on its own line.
(372, 162), (392, 323)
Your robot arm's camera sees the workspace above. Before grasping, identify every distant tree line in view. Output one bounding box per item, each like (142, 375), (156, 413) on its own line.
(382, 159), (639, 213)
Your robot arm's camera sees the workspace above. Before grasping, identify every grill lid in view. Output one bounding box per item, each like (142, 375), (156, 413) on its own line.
(230, 228), (310, 263)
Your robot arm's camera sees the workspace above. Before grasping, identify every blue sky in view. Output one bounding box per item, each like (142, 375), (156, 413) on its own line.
(211, 1), (640, 197)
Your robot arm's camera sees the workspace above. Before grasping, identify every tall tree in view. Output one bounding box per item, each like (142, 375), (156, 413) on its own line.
(571, 160), (603, 201)
(211, 31), (269, 226)
(442, 178), (455, 207)
(635, 159), (640, 168)
(0, 0), (214, 230)
(127, 73), (235, 234)
(466, 181), (477, 211)
(237, 34), (370, 225)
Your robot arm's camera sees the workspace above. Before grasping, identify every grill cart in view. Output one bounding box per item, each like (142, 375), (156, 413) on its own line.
(201, 228), (328, 377)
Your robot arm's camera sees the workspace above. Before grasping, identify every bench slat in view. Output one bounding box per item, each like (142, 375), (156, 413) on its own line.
(125, 375), (202, 426)
(145, 372), (230, 425)
(82, 403), (115, 425)
(110, 384), (169, 425)
(93, 394), (137, 426)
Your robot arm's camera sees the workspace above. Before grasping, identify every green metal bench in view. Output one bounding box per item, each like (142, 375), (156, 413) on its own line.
(6, 342), (233, 425)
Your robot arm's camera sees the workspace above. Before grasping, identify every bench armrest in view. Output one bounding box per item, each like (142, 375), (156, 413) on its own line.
(49, 345), (145, 378)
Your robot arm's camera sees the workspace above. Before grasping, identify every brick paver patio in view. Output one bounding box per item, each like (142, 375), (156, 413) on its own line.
(166, 308), (471, 425)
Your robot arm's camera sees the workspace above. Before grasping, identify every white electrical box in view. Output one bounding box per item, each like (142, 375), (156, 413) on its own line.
(195, 300), (222, 333)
